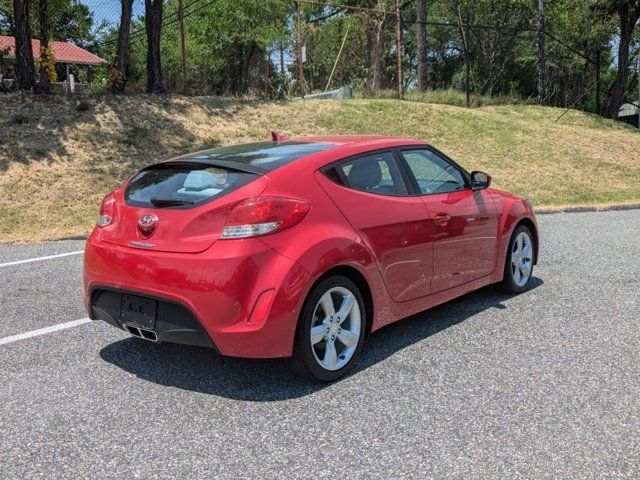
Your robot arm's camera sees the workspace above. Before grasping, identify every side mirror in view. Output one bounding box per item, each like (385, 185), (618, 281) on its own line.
(471, 171), (491, 190)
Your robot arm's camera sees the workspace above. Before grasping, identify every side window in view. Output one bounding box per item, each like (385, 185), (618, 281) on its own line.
(329, 151), (408, 196)
(401, 149), (466, 195)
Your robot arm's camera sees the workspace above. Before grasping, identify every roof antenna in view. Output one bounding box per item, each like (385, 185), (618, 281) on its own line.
(271, 131), (289, 142)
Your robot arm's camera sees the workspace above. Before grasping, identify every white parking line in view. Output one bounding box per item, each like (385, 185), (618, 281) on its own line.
(0, 250), (84, 268)
(0, 318), (92, 346)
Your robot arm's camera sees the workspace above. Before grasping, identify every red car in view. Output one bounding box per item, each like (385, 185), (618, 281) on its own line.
(84, 134), (538, 381)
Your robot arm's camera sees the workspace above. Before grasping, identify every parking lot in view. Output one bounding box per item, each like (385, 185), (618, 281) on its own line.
(0, 210), (638, 479)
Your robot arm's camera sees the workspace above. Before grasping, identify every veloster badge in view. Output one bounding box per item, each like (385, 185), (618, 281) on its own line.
(130, 240), (156, 248)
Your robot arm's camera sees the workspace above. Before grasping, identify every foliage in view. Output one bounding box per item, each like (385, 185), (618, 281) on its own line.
(106, 67), (124, 91)
(127, 0), (290, 94)
(0, 0), (96, 44)
(35, 44), (58, 83)
(0, 0), (637, 111)
(0, 0), (11, 35)
(52, 0), (96, 47)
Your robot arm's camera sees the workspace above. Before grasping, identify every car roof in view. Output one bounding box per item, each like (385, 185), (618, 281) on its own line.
(291, 135), (419, 145)
(161, 135), (427, 174)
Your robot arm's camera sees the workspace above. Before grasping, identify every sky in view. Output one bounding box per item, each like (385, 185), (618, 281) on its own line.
(83, 0), (145, 29)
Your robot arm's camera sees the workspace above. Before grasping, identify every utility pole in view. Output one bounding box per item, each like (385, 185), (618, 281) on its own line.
(637, 51), (640, 129)
(395, 0), (403, 99)
(465, 12), (470, 108)
(537, 0), (545, 105)
(264, 51), (270, 97)
(416, 0), (427, 91)
(178, 0), (187, 89)
(295, 0), (305, 96)
(595, 49), (601, 115)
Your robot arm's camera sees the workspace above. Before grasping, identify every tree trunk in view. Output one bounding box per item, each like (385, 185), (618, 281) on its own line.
(416, 0), (427, 91)
(36, 0), (50, 93)
(12, 0), (35, 91)
(241, 42), (256, 94)
(145, 0), (165, 94)
(605, 2), (640, 119)
(366, 13), (385, 90)
(279, 44), (284, 74)
(111, 0), (134, 93)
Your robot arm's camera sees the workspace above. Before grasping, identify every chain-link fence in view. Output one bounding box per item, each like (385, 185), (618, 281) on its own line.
(0, 0), (638, 122)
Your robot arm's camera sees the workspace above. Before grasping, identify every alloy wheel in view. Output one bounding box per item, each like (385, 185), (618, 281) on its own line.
(511, 231), (533, 287)
(309, 286), (362, 371)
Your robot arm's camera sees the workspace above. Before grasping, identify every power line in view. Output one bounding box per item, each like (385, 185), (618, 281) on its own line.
(99, 0), (215, 47)
(296, 0), (390, 16)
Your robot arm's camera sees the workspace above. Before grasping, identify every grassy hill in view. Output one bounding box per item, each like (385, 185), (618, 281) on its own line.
(1, 94), (639, 243)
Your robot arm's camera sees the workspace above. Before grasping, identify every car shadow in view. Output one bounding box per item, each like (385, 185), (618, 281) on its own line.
(99, 277), (543, 401)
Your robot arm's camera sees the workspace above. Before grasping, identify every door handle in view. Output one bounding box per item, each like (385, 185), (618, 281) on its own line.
(434, 213), (451, 228)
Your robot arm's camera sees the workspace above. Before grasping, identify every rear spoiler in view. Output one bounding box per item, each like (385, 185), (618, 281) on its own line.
(153, 158), (269, 175)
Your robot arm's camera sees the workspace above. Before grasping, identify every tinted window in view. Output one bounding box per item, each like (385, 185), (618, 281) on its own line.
(125, 164), (258, 208)
(186, 141), (335, 171)
(330, 152), (408, 196)
(401, 149), (466, 194)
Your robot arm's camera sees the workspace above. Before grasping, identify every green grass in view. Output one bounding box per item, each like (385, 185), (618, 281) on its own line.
(0, 94), (638, 242)
(354, 88), (533, 107)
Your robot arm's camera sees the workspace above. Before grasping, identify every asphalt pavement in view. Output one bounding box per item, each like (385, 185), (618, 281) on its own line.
(0, 210), (638, 479)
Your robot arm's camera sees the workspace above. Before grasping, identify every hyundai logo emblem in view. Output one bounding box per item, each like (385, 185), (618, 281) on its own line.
(138, 214), (158, 236)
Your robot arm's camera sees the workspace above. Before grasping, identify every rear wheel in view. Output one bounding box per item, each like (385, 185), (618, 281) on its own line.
(502, 224), (534, 293)
(290, 275), (366, 381)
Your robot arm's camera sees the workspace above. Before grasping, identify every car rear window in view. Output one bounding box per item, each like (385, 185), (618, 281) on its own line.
(186, 141), (336, 171)
(124, 163), (258, 208)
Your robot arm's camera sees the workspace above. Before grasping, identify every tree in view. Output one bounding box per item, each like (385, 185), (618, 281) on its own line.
(36, 0), (51, 93)
(604, 0), (640, 119)
(145, 0), (165, 93)
(1, 0), (14, 35)
(125, 0), (289, 94)
(111, 0), (134, 93)
(366, 3), (387, 90)
(12, 0), (35, 90)
(52, 0), (94, 46)
(416, 0), (427, 90)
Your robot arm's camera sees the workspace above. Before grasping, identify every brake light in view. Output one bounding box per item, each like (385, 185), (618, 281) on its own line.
(97, 193), (115, 227)
(221, 197), (311, 239)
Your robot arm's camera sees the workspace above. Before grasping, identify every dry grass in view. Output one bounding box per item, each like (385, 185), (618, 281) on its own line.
(1, 94), (639, 243)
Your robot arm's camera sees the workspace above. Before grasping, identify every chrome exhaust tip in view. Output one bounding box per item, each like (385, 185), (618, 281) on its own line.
(123, 324), (158, 342)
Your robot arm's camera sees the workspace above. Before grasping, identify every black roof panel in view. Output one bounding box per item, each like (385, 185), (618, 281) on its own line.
(172, 141), (337, 173)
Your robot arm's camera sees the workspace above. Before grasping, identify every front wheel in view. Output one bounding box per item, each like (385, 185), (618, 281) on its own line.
(290, 275), (366, 381)
(502, 224), (535, 293)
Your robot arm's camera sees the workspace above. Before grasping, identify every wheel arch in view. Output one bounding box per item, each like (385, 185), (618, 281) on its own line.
(514, 217), (539, 265)
(307, 265), (374, 336)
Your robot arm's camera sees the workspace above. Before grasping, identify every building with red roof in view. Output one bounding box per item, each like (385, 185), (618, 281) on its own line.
(0, 36), (105, 65)
(0, 35), (105, 92)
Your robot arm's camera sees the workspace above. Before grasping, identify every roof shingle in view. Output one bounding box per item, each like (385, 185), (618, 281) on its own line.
(0, 36), (105, 65)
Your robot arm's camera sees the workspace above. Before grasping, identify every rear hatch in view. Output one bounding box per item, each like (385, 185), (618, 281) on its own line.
(100, 162), (268, 253)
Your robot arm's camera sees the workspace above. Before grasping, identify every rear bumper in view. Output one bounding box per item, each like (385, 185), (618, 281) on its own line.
(83, 229), (311, 358)
(91, 288), (217, 349)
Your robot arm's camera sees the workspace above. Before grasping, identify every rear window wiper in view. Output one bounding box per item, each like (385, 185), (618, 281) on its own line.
(149, 198), (195, 208)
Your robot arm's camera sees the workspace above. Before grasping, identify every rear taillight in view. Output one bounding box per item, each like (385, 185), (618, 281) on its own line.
(97, 193), (115, 227)
(221, 197), (311, 239)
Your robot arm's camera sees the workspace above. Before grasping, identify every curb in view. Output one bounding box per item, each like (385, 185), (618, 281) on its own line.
(534, 203), (640, 215)
(47, 235), (89, 242)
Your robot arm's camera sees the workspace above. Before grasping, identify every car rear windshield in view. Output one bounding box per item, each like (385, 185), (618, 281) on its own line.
(185, 141), (336, 171)
(124, 163), (258, 208)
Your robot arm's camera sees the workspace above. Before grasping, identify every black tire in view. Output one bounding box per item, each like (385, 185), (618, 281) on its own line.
(289, 275), (367, 382)
(501, 223), (535, 293)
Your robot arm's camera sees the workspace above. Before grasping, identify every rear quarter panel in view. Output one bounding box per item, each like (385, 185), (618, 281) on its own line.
(257, 160), (394, 332)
